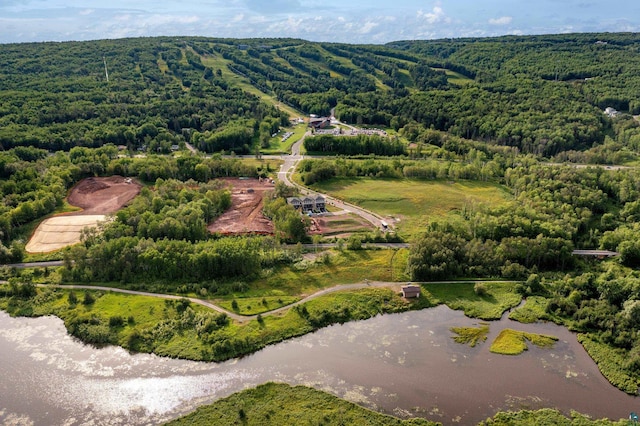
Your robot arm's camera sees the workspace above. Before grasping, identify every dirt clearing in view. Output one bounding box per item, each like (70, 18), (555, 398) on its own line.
(309, 211), (374, 236)
(66, 176), (142, 214)
(207, 178), (275, 235)
(26, 176), (142, 253)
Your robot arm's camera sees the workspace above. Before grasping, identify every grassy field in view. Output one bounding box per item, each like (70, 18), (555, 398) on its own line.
(310, 177), (511, 239)
(217, 295), (299, 315)
(261, 123), (307, 154)
(249, 249), (411, 296)
(165, 382), (436, 426)
(432, 67), (475, 86)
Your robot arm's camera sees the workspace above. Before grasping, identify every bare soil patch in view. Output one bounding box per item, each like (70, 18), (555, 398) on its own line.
(207, 177), (275, 235)
(310, 211), (374, 236)
(26, 176), (142, 253)
(66, 176), (142, 214)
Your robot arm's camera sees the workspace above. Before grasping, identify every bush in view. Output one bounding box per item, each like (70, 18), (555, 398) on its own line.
(109, 315), (125, 327)
(474, 283), (487, 296)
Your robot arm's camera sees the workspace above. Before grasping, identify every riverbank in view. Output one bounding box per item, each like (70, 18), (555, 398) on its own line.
(0, 280), (518, 362)
(165, 383), (629, 426)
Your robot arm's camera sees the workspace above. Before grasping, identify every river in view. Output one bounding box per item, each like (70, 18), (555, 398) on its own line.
(0, 306), (637, 425)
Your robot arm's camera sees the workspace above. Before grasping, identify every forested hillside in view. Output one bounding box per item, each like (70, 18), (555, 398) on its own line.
(2, 34), (640, 159)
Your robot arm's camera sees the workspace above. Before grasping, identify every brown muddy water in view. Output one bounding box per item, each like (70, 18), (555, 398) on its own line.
(0, 306), (637, 425)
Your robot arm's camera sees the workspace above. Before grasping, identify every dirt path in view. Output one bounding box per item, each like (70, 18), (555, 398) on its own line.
(38, 279), (500, 323)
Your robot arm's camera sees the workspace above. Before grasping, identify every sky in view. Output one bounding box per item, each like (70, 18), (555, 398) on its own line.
(1, 0), (639, 44)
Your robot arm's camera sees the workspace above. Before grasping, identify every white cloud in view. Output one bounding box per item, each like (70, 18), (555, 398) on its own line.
(358, 21), (379, 34)
(418, 5), (448, 25)
(488, 16), (512, 25)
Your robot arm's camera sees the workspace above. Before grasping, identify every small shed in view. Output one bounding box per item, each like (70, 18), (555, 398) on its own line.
(401, 284), (421, 298)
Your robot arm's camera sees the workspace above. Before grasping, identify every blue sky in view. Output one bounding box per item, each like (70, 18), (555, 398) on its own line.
(1, 0), (639, 44)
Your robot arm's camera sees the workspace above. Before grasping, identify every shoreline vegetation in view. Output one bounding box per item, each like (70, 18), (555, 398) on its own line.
(163, 382), (629, 426)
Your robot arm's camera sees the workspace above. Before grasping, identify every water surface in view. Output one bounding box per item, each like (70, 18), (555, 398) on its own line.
(0, 306), (636, 425)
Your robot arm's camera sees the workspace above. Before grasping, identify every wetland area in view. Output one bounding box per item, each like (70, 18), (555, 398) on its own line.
(1, 304), (636, 425)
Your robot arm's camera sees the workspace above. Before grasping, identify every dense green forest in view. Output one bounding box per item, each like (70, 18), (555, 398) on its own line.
(2, 34), (640, 159)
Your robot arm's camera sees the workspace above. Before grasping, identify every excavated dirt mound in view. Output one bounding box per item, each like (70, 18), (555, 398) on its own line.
(26, 176), (142, 253)
(207, 177), (275, 235)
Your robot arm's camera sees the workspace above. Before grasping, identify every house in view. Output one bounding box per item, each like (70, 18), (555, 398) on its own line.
(604, 107), (620, 118)
(287, 197), (302, 210)
(401, 284), (421, 298)
(302, 197), (314, 212)
(286, 195), (327, 212)
(309, 117), (331, 129)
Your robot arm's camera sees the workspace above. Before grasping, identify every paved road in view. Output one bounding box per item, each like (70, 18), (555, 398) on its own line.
(4, 260), (64, 269)
(277, 136), (392, 231)
(543, 162), (632, 171)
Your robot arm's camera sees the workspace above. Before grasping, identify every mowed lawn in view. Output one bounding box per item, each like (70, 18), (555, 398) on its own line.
(312, 177), (512, 238)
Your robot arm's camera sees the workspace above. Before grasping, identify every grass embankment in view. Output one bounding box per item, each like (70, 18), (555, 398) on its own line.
(422, 281), (521, 320)
(0, 282), (429, 362)
(310, 177), (511, 239)
(490, 329), (558, 355)
(165, 382), (436, 426)
(0, 254), (524, 362)
(577, 334), (639, 395)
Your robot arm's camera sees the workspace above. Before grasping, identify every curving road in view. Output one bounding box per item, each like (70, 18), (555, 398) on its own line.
(278, 136), (392, 231)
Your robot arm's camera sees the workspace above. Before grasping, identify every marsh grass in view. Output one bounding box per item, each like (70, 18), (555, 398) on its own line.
(451, 323), (490, 347)
(165, 382), (436, 426)
(490, 329), (558, 355)
(508, 296), (552, 324)
(422, 281), (521, 320)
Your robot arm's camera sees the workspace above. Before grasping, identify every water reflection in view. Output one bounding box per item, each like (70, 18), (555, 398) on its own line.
(0, 306), (636, 425)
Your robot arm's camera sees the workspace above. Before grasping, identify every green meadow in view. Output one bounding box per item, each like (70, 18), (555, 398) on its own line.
(311, 177), (511, 238)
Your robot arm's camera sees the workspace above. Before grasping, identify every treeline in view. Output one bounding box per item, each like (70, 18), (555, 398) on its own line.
(303, 134), (406, 156)
(63, 236), (269, 282)
(408, 163), (640, 281)
(408, 230), (574, 280)
(298, 153), (508, 185)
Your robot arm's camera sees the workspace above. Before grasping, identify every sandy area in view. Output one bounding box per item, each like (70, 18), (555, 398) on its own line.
(26, 176), (141, 253)
(25, 215), (107, 253)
